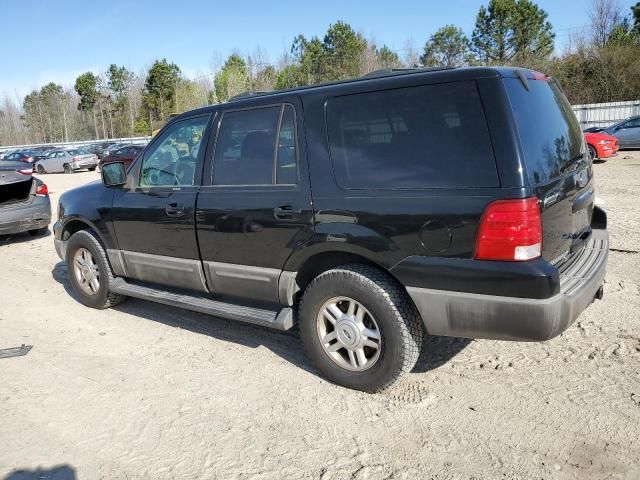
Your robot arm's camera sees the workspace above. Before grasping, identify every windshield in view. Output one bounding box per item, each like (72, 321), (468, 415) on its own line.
(504, 77), (584, 184)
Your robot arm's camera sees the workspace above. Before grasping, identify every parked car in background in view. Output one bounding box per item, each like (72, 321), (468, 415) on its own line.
(54, 67), (608, 392)
(102, 143), (128, 159)
(0, 149), (17, 160)
(99, 144), (144, 170)
(584, 131), (619, 161)
(35, 149), (98, 174)
(2, 151), (37, 166)
(605, 115), (640, 148)
(0, 160), (51, 236)
(588, 115), (640, 149)
(82, 142), (119, 159)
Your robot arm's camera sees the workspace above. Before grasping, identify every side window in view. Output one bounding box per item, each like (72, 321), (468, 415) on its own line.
(212, 104), (299, 186)
(624, 118), (640, 129)
(326, 81), (498, 189)
(139, 116), (209, 187)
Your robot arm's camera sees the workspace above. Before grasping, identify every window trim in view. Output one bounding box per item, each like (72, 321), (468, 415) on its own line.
(135, 113), (211, 190)
(209, 102), (300, 188)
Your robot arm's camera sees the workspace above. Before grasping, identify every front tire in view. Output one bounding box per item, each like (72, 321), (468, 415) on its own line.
(66, 230), (126, 309)
(588, 144), (598, 161)
(36, 164), (46, 174)
(88, 166), (97, 172)
(299, 264), (422, 392)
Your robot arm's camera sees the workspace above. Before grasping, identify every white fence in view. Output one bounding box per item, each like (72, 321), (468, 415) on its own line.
(572, 100), (640, 129)
(0, 136), (152, 153)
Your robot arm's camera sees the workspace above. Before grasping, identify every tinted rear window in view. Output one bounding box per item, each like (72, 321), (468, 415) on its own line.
(504, 78), (583, 184)
(326, 81), (498, 189)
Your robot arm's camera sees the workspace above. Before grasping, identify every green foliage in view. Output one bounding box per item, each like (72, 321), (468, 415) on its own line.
(142, 59), (181, 122)
(275, 21), (367, 89)
(376, 45), (401, 68)
(214, 54), (249, 102)
(74, 72), (98, 112)
(133, 118), (150, 136)
(633, 2), (640, 33)
(322, 21), (367, 79)
(472, 0), (554, 64)
(421, 25), (472, 67)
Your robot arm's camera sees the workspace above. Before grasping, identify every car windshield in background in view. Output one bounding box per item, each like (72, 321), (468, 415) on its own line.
(504, 77), (584, 184)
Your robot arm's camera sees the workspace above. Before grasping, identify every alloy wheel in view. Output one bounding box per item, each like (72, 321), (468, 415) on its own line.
(316, 296), (382, 371)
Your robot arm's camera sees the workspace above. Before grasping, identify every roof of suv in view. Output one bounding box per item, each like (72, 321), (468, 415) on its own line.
(174, 66), (536, 121)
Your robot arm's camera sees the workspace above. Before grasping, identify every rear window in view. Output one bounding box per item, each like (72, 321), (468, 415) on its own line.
(504, 77), (584, 184)
(326, 81), (498, 189)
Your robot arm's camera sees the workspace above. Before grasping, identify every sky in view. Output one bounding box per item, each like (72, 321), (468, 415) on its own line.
(0, 0), (594, 100)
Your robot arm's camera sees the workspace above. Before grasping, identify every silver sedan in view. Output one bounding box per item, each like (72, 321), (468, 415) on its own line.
(35, 149), (98, 174)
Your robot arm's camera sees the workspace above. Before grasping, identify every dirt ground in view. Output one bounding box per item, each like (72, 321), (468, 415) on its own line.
(1, 152), (639, 480)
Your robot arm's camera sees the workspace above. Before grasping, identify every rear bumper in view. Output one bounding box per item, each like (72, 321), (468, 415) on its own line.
(0, 196), (51, 235)
(73, 160), (98, 170)
(407, 229), (609, 341)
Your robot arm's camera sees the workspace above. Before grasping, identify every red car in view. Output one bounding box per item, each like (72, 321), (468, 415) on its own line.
(98, 145), (144, 170)
(584, 131), (618, 161)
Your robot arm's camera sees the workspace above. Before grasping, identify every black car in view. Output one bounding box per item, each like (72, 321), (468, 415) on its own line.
(53, 67), (608, 392)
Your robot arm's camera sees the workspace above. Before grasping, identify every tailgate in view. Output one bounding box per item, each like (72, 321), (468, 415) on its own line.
(503, 75), (593, 262)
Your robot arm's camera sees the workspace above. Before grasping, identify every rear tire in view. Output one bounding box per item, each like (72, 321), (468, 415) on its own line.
(88, 166), (97, 172)
(299, 264), (422, 392)
(66, 230), (126, 309)
(63, 164), (73, 174)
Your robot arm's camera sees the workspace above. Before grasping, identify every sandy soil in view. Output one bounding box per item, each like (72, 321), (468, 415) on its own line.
(1, 153), (639, 480)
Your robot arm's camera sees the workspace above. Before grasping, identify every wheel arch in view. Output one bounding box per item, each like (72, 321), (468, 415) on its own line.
(282, 249), (406, 305)
(60, 218), (105, 246)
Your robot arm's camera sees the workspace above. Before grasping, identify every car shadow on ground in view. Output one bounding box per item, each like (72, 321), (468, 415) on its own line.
(3, 464), (76, 480)
(51, 261), (470, 380)
(0, 228), (50, 247)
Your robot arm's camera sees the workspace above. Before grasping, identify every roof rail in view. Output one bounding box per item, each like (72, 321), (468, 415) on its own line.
(361, 66), (455, 79)
(228, 91), (271, 101)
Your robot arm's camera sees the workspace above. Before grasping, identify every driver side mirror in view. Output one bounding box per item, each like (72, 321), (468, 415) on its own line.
(101, 161), (127, 187)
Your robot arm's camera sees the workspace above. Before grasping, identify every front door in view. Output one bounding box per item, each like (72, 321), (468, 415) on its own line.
(111, 114), (211, 291)
(196, 101), (313, 303)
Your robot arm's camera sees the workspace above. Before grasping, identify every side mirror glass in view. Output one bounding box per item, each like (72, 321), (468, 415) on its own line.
(101, 161), (127, 187)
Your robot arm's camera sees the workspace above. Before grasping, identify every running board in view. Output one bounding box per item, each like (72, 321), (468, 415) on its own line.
(110, 278), (294, 331)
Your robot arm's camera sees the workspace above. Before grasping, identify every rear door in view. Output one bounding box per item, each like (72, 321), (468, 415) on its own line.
(195, 100), (313, 303)
(504, 75), (594, 262)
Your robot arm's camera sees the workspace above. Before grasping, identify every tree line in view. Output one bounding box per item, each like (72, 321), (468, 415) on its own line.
(1, 0), (639, 146)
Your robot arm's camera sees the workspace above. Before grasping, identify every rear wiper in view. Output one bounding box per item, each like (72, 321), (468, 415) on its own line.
(561, 153), (585, 174)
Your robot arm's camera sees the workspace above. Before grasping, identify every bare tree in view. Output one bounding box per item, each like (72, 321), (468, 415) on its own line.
(589, 0), (624, 48)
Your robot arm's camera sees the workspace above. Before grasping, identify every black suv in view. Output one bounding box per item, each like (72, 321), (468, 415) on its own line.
(54, 67), (608, 392)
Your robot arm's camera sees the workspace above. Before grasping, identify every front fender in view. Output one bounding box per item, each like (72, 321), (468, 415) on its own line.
(55, 181), (116, 249)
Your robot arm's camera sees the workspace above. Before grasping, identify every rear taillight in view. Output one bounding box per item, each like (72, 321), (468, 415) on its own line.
(474, 197), (542, 261)
(35, 183), (48, 196)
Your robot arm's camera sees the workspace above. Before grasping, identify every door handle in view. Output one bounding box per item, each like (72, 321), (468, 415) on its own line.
(165, 202), (185, 217)
(273, 205), (302, 220)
